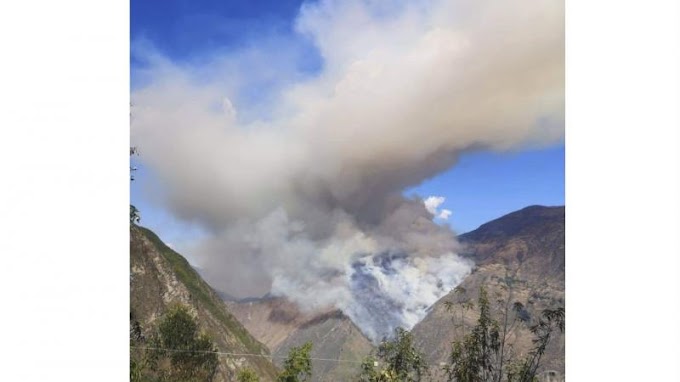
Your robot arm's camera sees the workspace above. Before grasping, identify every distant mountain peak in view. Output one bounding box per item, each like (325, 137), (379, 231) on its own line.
(460, 205), (564, 242)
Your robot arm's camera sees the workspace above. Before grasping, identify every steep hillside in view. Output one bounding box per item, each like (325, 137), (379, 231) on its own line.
(226, 205), (565, 381)
(130, 225), (279, 382)
(460, 205), (565, 275)
(227, 297), (374, 381)
(412, 205), (565, 381)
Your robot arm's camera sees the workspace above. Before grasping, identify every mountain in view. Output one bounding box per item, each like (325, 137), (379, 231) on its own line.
(137, 205), (564, 381)
(412, 205), (565, 381)
(227, 206), (565, 381)
(227, 297), (374, 381)
(130, 225), (279, 382)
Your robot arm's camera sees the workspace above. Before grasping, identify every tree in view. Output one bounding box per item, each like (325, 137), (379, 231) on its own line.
(146, 305), (219, 382)
(506, 307), (564, 382)
(444, 286), (475, 338)
(444, 286), (500, 382)
(130, 204), (141, 224)
(359, 328), (428, 382)
(278, 342), (313, 382)
(237, 368), (260, 382)
(443, 285), (564, 382)
(359, 356), (388, 382)
(130, 146), (140, 224)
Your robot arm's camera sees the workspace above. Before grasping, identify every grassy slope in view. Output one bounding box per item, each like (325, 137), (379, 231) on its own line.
(131, 225), (279, 380)
(137, 226), (268, 355)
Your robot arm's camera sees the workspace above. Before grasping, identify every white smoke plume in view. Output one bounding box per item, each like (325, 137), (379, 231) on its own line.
(131, 0), (563, 341)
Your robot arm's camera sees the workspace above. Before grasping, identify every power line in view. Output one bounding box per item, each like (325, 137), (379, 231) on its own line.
(130, 346), (367, 364)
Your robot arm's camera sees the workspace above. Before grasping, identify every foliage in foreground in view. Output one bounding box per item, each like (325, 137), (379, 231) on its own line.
(130, 305), (218, 382)
(237, 367), (261, 382)
(129, 277), (563, 382)
(130, 204), (141, 224)
(277, 342), (313, 382)
(443, 284), (564, 382)
(130, 145), (140, 224)
(359, 328), (428, 382)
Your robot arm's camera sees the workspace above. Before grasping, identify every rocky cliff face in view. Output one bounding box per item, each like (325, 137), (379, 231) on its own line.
(412, 205), (565, 381)
(130, 225), (279, 382)
(227, 297), (374, 381)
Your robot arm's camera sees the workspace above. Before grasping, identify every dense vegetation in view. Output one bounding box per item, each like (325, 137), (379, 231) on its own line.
(277, 342), (313, 382)
(130, 305), (218, 382)
(358, 328), (428, 382)
(237, 368), (261, 382)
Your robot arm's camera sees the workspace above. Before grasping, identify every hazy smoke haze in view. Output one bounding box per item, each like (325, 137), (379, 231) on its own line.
(131, 0), (563, 341)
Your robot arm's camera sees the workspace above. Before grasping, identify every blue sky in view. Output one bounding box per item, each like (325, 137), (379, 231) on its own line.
(131, 0), (564, 253)
(132, 0), (303, 55)
(131, 0), (323, 78)
(405, 145), (564, 234)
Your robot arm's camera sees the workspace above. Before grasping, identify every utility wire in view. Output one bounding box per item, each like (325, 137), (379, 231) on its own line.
(130, 346), (368, 364)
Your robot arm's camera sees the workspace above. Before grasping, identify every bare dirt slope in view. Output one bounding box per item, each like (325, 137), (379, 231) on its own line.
(227, 297), (374, 381)
(412, 206), (565, 381)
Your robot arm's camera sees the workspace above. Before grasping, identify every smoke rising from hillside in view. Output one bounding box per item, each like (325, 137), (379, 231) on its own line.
(131, 0), (563, 341)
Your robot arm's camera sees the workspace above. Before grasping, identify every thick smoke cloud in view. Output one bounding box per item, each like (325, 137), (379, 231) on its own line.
(131, 0), (563, 341)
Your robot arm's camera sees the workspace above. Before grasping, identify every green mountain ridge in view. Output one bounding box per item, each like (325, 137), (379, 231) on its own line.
(130, 225), (279, 381)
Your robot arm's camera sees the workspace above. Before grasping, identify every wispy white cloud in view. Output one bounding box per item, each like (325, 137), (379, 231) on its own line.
(423, 196), (445, 215)
(423, 196), (452, 220)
